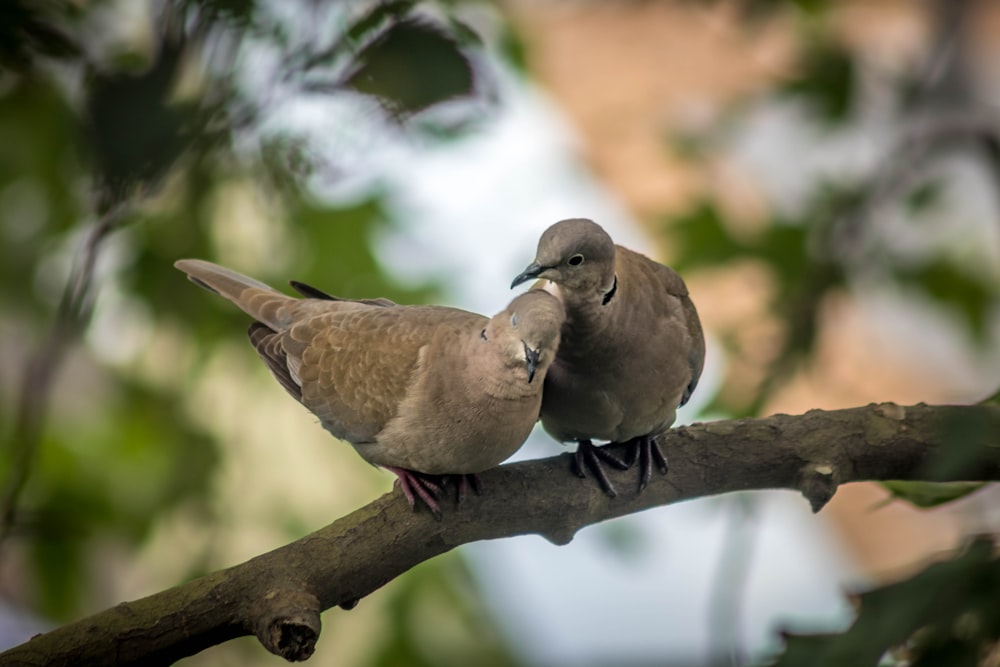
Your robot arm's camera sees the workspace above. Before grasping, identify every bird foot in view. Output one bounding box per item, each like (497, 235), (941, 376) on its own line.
(448, 473), (483, 506)
(387, 467), (445, 519)
(619, 434), (669, 493)
(387, 468), (483, 519)
(572, 440), (630, 498)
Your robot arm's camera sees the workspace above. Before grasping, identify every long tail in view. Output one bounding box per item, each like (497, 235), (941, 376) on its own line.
(174, 259), (297, 330)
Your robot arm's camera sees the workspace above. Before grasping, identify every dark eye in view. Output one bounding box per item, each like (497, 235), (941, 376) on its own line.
(568, 254), (584, 266)
(510, 313), (519, 328)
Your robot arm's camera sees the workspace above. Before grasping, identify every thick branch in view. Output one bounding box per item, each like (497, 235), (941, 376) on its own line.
(5, 402), (1000, 666)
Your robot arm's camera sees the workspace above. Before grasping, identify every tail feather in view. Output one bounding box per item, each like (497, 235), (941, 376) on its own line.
(174, 259), (294, 330)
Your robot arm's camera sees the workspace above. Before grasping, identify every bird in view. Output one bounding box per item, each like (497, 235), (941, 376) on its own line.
(510, 218), (705, 497)
(175, 259), (564, 517)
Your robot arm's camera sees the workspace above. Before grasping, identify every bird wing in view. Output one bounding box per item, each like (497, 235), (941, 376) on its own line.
(286, 304), (483, 445)
(289, 280), (397, 307)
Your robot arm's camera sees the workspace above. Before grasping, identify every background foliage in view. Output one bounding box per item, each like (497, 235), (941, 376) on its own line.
(1, 0), (998, 666)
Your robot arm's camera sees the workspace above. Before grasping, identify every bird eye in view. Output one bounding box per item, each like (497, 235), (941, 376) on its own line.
(568, 254), (584, 266)
(510, 313), (519, 328)
(480, 328), (488, 341)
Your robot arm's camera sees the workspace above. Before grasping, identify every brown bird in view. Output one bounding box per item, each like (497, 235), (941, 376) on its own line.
(511, 218), (705, 497)
(176, 259), (564, 517)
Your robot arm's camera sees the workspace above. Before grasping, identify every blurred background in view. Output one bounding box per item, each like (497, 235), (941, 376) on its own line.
(1, 0), (999, 665)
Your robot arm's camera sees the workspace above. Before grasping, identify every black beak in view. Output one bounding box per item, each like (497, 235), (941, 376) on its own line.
(511, 262), (546, 289)
(523, 341), (541, 383)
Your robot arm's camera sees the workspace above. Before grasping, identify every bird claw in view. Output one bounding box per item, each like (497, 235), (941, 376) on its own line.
(574, 436), (669, 497)
(389, 468), (484, 518)
(453, 473), (483, 506)
(388, 467), (444, 520)
(619, 435), (669, 493)
(572, 440), (629, 498)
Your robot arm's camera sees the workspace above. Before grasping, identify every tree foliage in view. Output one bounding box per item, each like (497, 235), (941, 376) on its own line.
(0, 0), (491, 651)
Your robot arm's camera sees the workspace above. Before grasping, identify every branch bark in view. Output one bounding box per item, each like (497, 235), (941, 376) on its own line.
(4, 402), (1000, 666)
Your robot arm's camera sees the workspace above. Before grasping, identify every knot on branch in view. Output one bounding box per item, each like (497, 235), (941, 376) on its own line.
(799, 463), (839, 513)
(253, 588), (321, 662)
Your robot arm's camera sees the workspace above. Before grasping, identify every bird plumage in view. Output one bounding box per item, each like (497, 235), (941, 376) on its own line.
(511, 218), (705, 495)
(176, 258), (564, 512)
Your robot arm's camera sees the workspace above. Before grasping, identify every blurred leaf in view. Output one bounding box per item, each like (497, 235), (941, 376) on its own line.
(84, 37), (200, 212)
(0, 0), (81, 70)
(895, 260), (994, 342)
(670, 198), (845, 408)
(878, 481), (986, 509)
(343, 19), (475, 117)
(683, 0), (831, 21)
(782, 40), (856, 125)
(174, 0), (259, 27)
(288, 195), (439, 304)
(289, 1), (418, 73)
(346, 1), (418, 45)
(446, 17), (484, 48)
(770, 538), (1000, 667)
(921, 409), (1000, 482)
(372, 553), (519, 667)
(979, 388), (1000, 407)
(31, 508), (85, 619)
(669, 201), (747, 269)
(0, 78), (84, 319)
(23, 378), (219, 619)
(497, 24), (528, 73)
(906, 180), (944, 214)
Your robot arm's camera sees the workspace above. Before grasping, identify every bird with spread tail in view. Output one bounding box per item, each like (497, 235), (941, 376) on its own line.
(511, 218), (705, 497)
(176, 259), (564, 517)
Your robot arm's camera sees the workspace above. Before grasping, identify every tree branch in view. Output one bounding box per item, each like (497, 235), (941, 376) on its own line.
(4, 402), (1000, 666)
(0, 208), (126, 548)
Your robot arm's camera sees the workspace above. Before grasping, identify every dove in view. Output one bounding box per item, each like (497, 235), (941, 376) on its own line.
(175, 259), (564, 517)
(511, 218), (704, 497)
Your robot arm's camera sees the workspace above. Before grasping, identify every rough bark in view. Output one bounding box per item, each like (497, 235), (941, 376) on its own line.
(4, 402), (1000, 666)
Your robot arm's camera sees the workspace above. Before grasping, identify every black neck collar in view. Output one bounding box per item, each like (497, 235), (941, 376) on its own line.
(602, 275), (618, 306)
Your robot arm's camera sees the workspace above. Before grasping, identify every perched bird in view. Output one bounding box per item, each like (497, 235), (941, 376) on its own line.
(175, 259), (564, 517)
(511, 218), (704, 497)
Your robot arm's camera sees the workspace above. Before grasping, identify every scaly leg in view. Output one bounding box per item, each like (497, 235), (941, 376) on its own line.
(621, 434), (669, 493)
(386, 466), (444, 519)
(572, 439), (630, 498)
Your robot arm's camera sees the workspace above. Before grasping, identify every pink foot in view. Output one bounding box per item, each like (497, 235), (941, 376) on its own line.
(386, 466), (443, 518)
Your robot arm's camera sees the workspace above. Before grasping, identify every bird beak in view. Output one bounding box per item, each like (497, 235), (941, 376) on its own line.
(523, 342), (541, 383)
(511, 262), (546, 289)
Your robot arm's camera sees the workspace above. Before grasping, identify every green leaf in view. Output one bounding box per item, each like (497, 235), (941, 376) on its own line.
(906, 180), (944, 214)
(346, 1), (418, 45)
(83, 37), (196, 212)
(371, 553), (519, 667)
(895, 260), (994, 342)
(770, 538), (1000, 667)
(175, 0), (259, 27)
(287, 195), (439, 305)
(343, 19), (475, 117)
(681, 0), (832, 20)
(669, 201), (748, 271)
(878, 481), (986, 509)
(0, 0), (81, 70)
(978, 388), (1000, 407)
(781, 40), (856, 124)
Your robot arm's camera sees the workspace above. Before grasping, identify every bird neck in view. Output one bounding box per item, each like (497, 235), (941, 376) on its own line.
(557, 282), (621, 361)
(601, 274), (618, 305)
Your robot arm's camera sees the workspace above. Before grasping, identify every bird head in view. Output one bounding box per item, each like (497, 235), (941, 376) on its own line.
(494, 290), (563, 383)
(510, 218), (617, 296)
